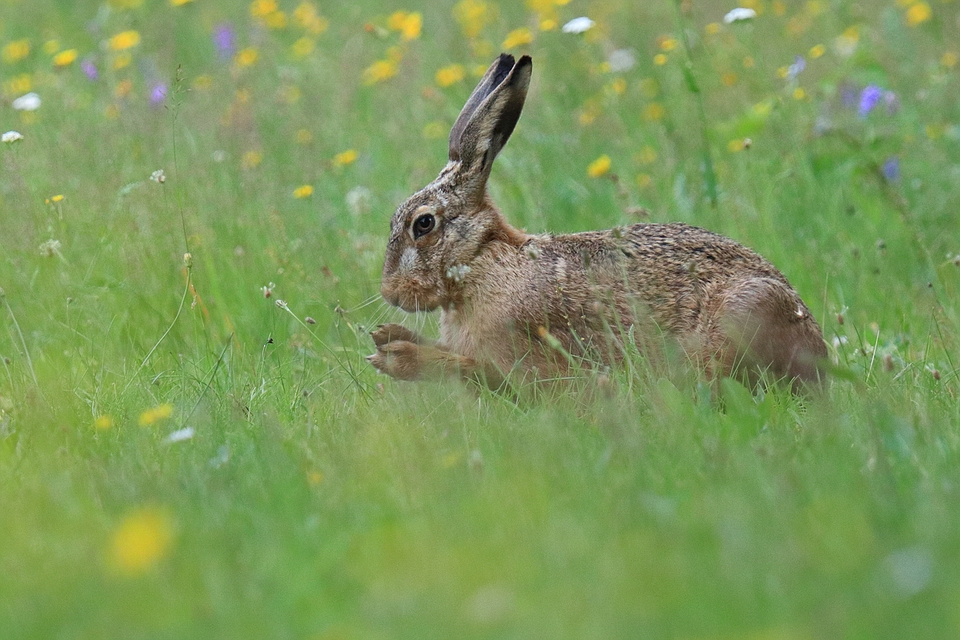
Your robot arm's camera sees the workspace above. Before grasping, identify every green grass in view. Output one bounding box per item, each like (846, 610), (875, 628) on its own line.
(2, 0), (960, 637)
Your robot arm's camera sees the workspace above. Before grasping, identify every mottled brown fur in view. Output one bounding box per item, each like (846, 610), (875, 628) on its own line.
(368, 54), (827, 392)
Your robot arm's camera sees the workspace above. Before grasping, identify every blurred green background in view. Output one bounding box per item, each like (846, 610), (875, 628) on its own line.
(1, 0), (959, 637)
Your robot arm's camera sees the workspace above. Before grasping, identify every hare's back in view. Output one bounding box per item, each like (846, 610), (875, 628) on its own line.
(618, 222), (788, 283)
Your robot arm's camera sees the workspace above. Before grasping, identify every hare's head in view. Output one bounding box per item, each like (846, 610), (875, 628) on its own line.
(380, 54), (532, 312)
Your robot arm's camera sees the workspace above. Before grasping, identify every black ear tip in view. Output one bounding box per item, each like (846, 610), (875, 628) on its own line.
(497, 52), (516, 66)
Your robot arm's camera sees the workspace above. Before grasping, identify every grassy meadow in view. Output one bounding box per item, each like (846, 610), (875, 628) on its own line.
(2, 0), (960, 637)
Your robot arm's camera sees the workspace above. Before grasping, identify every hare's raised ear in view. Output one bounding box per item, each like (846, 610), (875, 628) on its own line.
(448, 54), (532, 190)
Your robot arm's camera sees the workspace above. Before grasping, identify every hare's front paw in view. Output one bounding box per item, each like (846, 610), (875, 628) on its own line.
(370, 323), (424, 347)
(367, 340), (423, 381)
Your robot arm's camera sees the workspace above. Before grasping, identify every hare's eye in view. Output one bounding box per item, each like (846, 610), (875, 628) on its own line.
(412, 213), (436, 238)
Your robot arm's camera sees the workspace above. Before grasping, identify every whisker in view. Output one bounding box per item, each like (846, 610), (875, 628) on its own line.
(342, 293), (384, 314)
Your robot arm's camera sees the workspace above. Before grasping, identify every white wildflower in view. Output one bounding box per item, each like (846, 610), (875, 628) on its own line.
(150, 169), (166, 183)
(345, 186), (373, 216)
(562, 17), (595, 34)
(165, 427), (195, 443)
(723, 8), (757, 24)
(608, 49), (636, 73)
(2, 131), (24, 144)
(12, 92), (41, 111)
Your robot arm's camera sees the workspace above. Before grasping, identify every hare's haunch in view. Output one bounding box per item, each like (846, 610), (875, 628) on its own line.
(369, 54), (827, 391)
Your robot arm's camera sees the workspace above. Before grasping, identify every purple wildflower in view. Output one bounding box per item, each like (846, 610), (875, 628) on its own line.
(787, 55), (806, 81)
(81, 57), (98, 80)
(882, 157), (900, 182)
(150, 82), (168, 105)
(858, 85), (883, 117)
(213, 22), (235, 60)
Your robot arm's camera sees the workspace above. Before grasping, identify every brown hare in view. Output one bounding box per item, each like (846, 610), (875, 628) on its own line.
(368, 54), (827, 392)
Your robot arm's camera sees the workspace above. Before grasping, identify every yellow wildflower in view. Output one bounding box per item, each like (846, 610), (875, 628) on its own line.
(115, 79), (133, 97)
(2, 39), (30, 64)
(636, 174), (652, 189)
(502, 27), (534, 49)
(292, 37), (314, 58)
(47, 194), (65, 203)
(905, 2), (932, 26)
(809, 44), (825, 59)
(752, 99), (774, 117)
(743, 56), (755, 68)
(265, 10), (288, 29)
(925, 124), (945, 140)
(293, 2), (329, 33)
(138, 403), (173, 427)
(293, 185), (314, 198)
(638, 146), (657, 164)
(721, 72), (738, 86)
(653, 54), (668, 66)
(333, 149), (358, 166)
(805, 0), (825, 16)
(728, 139), (746, 153)
(191, 75), (212, 90)
(5, 74), (32, 94)
(296, 129), (313, 144)
(362, 59), (398, 85)
(643, 103), (665, 121)
(772, 0), (787, 15)
(610, 78), (626, 95)
(307, 470), (324, 486)
(113, 52), (132, 69)
(705, 22), (721, 35)
(108, 507), (174, 576)
(793, 87), (806, 100)
(942, 52), (958, 68)
(294, 2), (316, 24)
(388, 11), (423, 41)
(94, 415), (113, 430)
(242, 150), (263, 169)
(109, 30), (141, 51)
(250, 0), (277, 18)
(454, 0), (495, 39)
(435, 64), (465, 87)
(423, 121), (446, 139)
(170, 0), (194, 5)
(659, 37), (678, 52)
(235, 47), (259, 67)
(52, 49), (78, 67)
(43, 40), (60, 55)
(586, 154), (611, 178)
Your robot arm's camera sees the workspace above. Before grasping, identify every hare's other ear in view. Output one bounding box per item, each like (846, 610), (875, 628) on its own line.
(450, 54), (532, 197)
(449, 53), (516, 162)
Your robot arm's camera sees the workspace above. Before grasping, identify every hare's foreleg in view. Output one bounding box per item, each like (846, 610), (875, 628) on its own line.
(367, 338), (506, 388)
(370, 323), (434, 347)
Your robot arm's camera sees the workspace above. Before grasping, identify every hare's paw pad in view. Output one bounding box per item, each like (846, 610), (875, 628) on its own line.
(367, 340), (422, 381)
(370, 323), (421, 347)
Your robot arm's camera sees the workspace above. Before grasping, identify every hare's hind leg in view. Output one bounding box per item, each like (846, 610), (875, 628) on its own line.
(714, 277), (827, 390)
